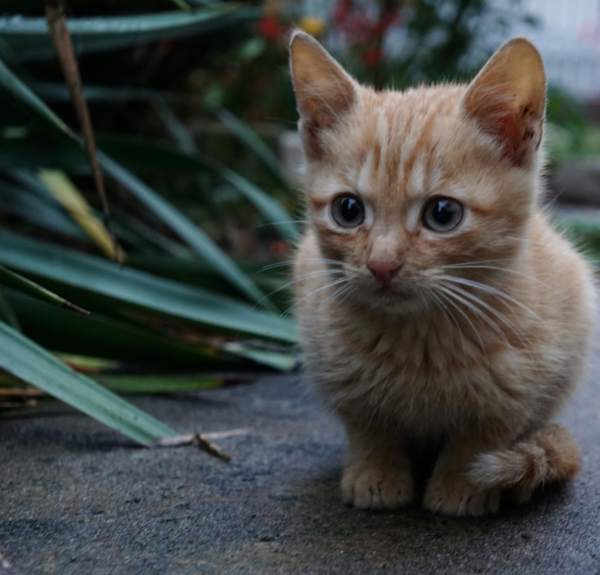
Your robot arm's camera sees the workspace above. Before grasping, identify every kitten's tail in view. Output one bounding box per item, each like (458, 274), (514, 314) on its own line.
(468, 424), (581, 502)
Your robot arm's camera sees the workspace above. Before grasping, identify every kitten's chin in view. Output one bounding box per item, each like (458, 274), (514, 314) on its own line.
(356, 286), (425, 315)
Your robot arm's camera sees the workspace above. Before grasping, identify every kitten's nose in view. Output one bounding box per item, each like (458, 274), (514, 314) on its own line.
(367, 260), (401, 284)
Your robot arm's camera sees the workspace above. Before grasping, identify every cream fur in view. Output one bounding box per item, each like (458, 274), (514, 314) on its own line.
(290, 32), (596, 516)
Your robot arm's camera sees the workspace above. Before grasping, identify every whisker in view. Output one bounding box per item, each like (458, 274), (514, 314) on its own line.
(283, 277), (349, 317)
(439, 281), (530, 352)
(437, 289), (488, 362)
(505, 235), (555, 247)
(439, 275), (544, 322)
(254, 269), (345, 309)
(318, 282), (355, 312)
(438, 285), (510, 348)
(444, 264), (553, 290)
(332, 285), (356, 313)
(254, 220), (309, 230)
(442, 259), (513, 268)
(429, 289), (467, 363)
(259, 258), (344, 272)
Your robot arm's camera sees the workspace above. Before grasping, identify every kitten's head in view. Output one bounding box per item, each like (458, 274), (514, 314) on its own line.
(290, 32), (546, 314)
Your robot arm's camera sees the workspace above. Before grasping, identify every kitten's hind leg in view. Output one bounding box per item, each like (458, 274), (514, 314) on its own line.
(468, 424), (581, 504)
(340, 416), (415, 510)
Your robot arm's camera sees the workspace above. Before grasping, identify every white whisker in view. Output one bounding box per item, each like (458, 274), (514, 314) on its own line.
(438, 285), (510, 349)
(259, 258), (344, 272)
(437, 289), (488, 362)
(429, 289), (467, 363)
(439, 274), (544, 322)
(283, 277), (349, 317)
(439, 281), (530, 352)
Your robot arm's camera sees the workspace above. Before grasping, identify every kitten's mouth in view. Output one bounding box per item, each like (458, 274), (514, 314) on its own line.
(372, 281), (416, 302)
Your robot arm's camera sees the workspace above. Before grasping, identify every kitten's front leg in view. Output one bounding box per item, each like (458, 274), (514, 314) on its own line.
(424, 426), (508, 517)
(340, 415), (414, 510)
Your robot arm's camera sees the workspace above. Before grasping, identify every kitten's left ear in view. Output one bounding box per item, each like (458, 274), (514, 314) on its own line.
(459, 38), (546, 167)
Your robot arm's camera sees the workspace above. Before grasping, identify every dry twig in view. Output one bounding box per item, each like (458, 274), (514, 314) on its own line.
(44, 0), (122, 262)
(0, 388), (46, 403)
(149, 428), (252, 462)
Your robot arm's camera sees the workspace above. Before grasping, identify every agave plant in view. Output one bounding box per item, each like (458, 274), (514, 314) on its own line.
(0, 2), (299, 446)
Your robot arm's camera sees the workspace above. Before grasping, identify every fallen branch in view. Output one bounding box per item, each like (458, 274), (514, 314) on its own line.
(149, 428), (252, 462)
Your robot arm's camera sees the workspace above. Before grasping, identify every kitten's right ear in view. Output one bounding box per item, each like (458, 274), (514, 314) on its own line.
(290, 31), (359, 159)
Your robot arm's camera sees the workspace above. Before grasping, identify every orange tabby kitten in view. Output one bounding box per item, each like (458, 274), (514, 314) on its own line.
(289, 31), (595, 516)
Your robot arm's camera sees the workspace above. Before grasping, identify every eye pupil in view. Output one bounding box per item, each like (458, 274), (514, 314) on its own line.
(433, 200), (453, 225)
(341, 197), (359, 220)
(332, 194), (365, 228)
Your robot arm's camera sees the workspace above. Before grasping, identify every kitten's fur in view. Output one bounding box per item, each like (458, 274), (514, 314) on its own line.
(289, 32), (596, 516)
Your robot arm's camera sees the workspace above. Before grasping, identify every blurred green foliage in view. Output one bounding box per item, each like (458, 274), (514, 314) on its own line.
(0, 0), (597, 442)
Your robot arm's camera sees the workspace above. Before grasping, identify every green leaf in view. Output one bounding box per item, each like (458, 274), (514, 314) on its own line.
(216, 107), (288, 188)
(0, 180), (85, 237)
(2, 136), (299, 246)
(0, 8), (262, 62)
(8, 291), (232, 366)
(0, 263), (88, 315)
(0, 287), (20, 331)
(169, 0), (193, 12)
(0, 319), (176, 444)
(0, 231), (297, 344)
(96, 375), (223, 394)
(153, 105), (298, 243)
(152, 97), (198, 155)
(96, 151), (275, 311)
(0, 56), (71, 135)
(0, 137), (206, 175)
(30, 82), (154, 103)
(215, 161), (299, 244)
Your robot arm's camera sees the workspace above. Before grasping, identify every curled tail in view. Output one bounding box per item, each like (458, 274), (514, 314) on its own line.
(468, 424), (581, 502)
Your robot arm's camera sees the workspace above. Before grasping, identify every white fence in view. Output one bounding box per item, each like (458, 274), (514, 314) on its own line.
(515, 0), (600, 100)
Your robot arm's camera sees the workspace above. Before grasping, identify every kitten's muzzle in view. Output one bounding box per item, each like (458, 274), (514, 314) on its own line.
(367, 260), (402, 286)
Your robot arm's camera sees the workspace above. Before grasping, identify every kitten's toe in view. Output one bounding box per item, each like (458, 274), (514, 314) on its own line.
(424, 475), (500, 517)
(342, 465), (414, 510)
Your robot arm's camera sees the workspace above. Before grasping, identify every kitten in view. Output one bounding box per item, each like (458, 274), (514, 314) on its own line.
(289, 31), (596, 516)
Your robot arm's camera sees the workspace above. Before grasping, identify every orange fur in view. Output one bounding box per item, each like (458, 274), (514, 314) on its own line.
(290, 32), (595, 516)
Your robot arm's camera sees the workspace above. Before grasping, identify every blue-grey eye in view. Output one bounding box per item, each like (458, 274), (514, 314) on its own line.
(331, 194), (365, 228)
(422, 197), (464, 232)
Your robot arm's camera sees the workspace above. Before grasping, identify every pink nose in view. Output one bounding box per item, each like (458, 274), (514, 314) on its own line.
(367, 261), (401, 284)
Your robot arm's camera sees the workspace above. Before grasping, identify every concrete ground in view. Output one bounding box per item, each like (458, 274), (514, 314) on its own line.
(1, 342), (600, 574)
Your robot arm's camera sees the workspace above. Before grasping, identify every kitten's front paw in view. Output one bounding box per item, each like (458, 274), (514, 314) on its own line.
(424, 475), (500, 517)
(342, 465), (415, 510)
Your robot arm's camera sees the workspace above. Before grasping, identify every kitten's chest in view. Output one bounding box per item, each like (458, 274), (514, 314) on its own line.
(304, 313), (523, 431)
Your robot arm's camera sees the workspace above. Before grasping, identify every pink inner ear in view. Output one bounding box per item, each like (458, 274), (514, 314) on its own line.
(460, 39), (546, 168)
(475, 102), (543, 168)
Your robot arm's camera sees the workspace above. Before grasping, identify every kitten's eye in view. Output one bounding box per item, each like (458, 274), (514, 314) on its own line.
(331, 194), (365, 228)
(422, 197), (464, 233)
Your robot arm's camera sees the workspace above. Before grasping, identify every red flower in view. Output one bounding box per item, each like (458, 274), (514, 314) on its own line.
(362, 47), (383, 67)
(333, 0), (352, 24)
(373, 12), (400, 36)
(258, 15), (284, 42)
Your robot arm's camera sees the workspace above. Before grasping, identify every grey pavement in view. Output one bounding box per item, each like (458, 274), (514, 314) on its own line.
(1, 335), (600, 573)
